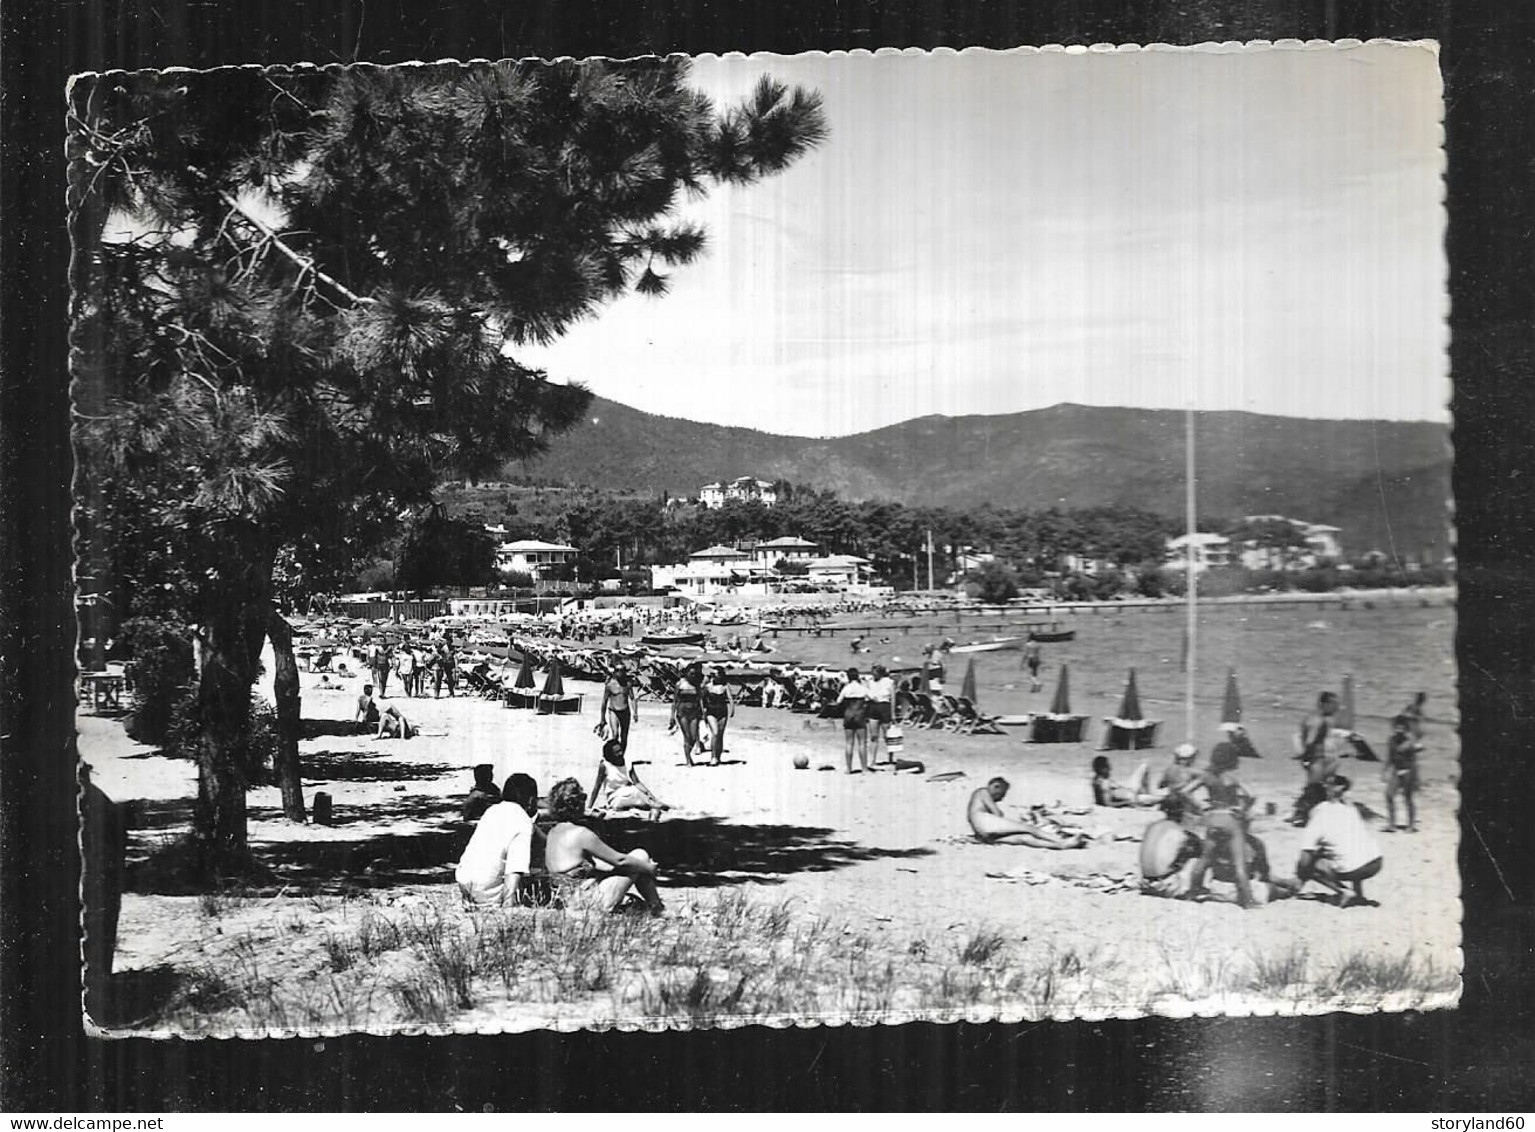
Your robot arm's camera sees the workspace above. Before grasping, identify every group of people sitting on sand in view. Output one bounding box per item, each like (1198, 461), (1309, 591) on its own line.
(968, 725), (1389, 909)
(453, 759), (668, 916)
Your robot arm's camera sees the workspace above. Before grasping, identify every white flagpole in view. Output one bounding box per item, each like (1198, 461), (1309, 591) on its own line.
(1185, 407), (1197, 743)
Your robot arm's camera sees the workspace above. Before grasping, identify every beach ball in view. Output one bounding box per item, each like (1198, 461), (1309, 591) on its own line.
(793, 753), (810, 770)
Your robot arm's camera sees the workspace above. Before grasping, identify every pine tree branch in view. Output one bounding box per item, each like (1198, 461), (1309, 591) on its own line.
(212, 188), (376, 309)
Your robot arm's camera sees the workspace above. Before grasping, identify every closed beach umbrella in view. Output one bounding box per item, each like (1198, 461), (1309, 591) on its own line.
(960, 658), (978, 703)
(514, 652), (535, 689)
(1050, 664), (1072, 715)
(1117, 669), (1143, 721)
(1339, 672), (1356, 731)
(541, 656), (565, 697)
(1221, 670), (1242, 725)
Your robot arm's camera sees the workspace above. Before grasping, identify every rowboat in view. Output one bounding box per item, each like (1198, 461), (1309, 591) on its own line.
(1028, 629), (1076, 644)
(947, 636), (1026, 654)
(640, 631), (708, 647)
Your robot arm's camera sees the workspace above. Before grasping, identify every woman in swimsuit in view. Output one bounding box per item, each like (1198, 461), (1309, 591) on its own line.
(700, 666), (735, 766)
(669, 662), (705, 767)
(836, 667), (872, 774)
(543, 778), (665, 914)
(591, 738), (670, 818)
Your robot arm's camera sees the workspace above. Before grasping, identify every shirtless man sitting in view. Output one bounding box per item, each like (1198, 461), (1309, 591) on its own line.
(968, 777), (1086, 849)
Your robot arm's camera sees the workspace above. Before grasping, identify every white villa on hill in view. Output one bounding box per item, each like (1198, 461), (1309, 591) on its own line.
(699, 477), (778, 509)
(1235, 515), (1345, 570)
(495, 539), (578, 578)
(1165, 532), (1233, 574)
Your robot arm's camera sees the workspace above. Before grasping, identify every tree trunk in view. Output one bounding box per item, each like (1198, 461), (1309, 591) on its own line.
(193, 618), (254, 865)
(191, 548), (274, 869)
(266, 609), (307, 822)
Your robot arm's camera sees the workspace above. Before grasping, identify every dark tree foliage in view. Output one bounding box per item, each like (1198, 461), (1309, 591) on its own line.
(395, 508), (496, 595)
(70, 61), (827, 861)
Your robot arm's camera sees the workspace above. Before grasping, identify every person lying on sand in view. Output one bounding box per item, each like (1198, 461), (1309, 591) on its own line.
(455, 773), (539, 907)
(591, 738), (670, 820)
(968, 778), (1087, 849)
(1295, 773), (1383, 908)
(543, 778), (666, 915)
(1091, 756), (1166, 807)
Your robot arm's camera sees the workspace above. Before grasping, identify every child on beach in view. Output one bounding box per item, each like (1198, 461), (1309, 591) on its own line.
(1177, 741), (1259, 909)
(1383, 713), (1423, 832)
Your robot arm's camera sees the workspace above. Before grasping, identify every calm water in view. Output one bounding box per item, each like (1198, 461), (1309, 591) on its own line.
(760, 600), (1457, 734)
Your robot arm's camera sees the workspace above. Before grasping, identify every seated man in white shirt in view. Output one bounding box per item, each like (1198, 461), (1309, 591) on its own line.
(454, 773), (540, 907)
(1295, 773), (1384, 908)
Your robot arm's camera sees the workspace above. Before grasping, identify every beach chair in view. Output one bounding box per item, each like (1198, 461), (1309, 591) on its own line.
(933, 694), (964, 732)
(894, 689), (922, 725)
(906, 692), (939, 728)
(954, 697), (1005, 735)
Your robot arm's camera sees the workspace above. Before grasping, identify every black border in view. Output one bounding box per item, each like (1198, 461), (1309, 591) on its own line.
(6, 0), (1533, 1112)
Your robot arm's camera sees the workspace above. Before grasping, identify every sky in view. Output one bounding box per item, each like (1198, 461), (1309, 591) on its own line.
(516, 43), (1447, 438)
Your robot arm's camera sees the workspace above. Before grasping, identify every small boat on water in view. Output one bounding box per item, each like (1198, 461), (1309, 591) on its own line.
(947, 636), (1026, 654)
(640, 631), (708, 647)
(1028, 629), (1076, 643)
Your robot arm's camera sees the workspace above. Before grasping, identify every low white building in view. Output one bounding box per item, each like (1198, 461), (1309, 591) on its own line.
(750, 535), (820, 566)
(1165, 533), (1232, 573)
(495, 539), (578, 578)
(804, 554), (874, 589)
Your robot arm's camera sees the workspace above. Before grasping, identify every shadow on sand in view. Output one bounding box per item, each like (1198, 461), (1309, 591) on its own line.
(123, 795), (932, 897)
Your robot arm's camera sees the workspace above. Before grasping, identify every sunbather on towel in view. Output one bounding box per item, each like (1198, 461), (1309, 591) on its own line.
(968, 778), (1086, 849)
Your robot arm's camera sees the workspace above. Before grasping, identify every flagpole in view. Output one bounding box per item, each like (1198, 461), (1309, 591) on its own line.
(1185, 406), (1197, 743)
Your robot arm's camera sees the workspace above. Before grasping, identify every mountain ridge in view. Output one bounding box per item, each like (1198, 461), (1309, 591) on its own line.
(516, 396), (1453, 558)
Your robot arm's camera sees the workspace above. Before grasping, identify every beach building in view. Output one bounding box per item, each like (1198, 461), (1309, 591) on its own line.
(651, 544), (772, 596)
(804, 553), (875, 589)
(1165, 532), (1233, 573)
(699, 476), (779, 509)
(749, 535), (820, 567)
(495, 539), (578, 578)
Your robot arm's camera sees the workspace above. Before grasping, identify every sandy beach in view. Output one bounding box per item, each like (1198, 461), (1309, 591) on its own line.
(82, 600), (1460, 1034)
